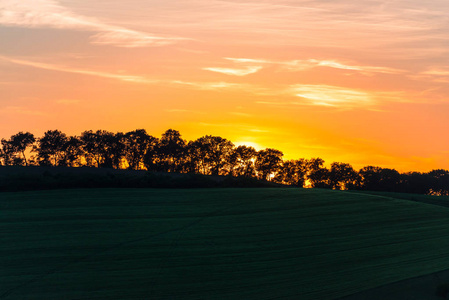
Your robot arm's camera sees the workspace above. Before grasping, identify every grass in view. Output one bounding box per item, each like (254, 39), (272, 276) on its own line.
(347, 189), (449, 208)
(3, 188), (449, 299)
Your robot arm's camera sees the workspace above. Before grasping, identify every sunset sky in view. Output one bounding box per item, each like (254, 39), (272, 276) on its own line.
(1, 0), (449, 172)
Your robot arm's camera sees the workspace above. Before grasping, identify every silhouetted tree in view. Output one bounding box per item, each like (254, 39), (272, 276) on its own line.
(329, 162), (360, 190)
(359, 166), (401, 192)
(0, 132), (35, 166)
(80, 130), (120, 168)
(255, 148), (283, 181)
(426, 169), (449, 195)
(275, 159), (307, 187)
(124, 129), (155, 170)
(184, 140), (204, 174)
(35, 130), (68, 166)
(402, 171), (431, 194)
(229, 145), (257, 177)
(155, 129), (186, 172)
(0, 139), (15, 166)
(187, 135), (234, 175)
(60, 136), (84, 167)
(305, 158), (329, 188)
(142, 137), (160, 171)
(8, 127), (449, 195)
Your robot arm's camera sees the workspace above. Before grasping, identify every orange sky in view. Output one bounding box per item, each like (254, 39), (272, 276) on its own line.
(1, 0), (449, 172)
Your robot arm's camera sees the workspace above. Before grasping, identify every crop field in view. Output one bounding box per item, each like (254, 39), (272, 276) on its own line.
(3, 188), (449, 299)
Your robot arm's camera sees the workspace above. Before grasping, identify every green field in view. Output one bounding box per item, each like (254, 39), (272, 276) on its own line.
(2, 188), (449, 299)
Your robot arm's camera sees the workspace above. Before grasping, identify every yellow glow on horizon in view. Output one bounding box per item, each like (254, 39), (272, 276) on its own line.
(234, 140), (263, 151)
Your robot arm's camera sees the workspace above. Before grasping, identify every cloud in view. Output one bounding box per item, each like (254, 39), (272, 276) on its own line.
(292, 59), (402, 75)
(292, 84), (373, 107)
(421, 69), (449, 76)
(0, 55), (266, 93)
(0, 0), (187, 47)
(203, 66), (262, 76)
(224, 58), (269, 64)
(0, 55), (155, 83)
(224, 57), (403, 75)
(169, 80), (249, 90)
(89, 30), (187, 48)
(255, 85), (378, 109)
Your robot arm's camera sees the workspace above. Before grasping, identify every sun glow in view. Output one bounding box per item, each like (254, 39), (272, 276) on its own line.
(234, 140), (263, 151)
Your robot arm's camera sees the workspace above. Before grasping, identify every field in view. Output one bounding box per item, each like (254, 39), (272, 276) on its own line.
(3, 188), (449, 299)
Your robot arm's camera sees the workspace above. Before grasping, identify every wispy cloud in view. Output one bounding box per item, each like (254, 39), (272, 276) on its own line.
(203, 56), (264, 76)
(224, 58), (269, 64)
(224, 57), (403, 75)
(285, 59), (403, 75)
(169, 80), (249, 91)
(286, 84), (405, 109)
(0, 55), (267, 92)
(0, 0), (187, 47)
(0, 55), (155, 83)
(256, 85), (397, 109)
(203, 66), (262, 76)
(421, 69), (449, 77)
(291, 84), (373, 108)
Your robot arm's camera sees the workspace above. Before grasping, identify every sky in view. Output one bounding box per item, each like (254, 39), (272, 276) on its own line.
(1, 0), (449, 172)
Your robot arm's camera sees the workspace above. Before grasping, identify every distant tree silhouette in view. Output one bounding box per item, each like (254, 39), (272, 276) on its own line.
(124, 129), (155, 170)
(402, 172), (431, 194)
(255, 148), (283, 181)
(108, 132), (127, 169)
(187, 135), (234, 175)
(275, 159), (307, 187)
(305, 158), (329, 188)
(0, 138), (15, 166)
(229, 145), (257, 177)
(142, 137), (160, 172)
(359, 166), (401, 192)
(156, 129), (186, 172)
(5, 127), (449, 195)
(426, 169), (449, 195)
(80, 130), (118, 168)
(184, 140), (206, 174)
(329, 162), (360, 190)
(60, 136), (84, 167)
(0, 132), (35, 166)
(35, 130), (68, 166)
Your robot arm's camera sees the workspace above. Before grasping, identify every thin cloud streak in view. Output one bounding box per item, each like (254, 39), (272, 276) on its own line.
(256, 84), (407, 109)
(0, 0), (188, 47)
(0, 55), (155, 83)
(292, 84), (373, 108)
(203, 66), (262, 76)
(169, 80), (250, 91)
(225, 57), (404, 75)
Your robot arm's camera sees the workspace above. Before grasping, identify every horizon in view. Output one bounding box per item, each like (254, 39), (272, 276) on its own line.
(2, 1), (449, 173)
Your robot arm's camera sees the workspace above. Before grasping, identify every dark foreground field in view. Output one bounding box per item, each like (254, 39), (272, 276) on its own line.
(2, 188), (449, 299)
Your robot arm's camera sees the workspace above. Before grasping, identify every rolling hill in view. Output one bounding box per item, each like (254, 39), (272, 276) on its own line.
(2, 188), (449, 299)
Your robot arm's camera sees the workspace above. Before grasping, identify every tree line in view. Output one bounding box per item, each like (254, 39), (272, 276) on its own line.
(1, 129), (449, 195)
